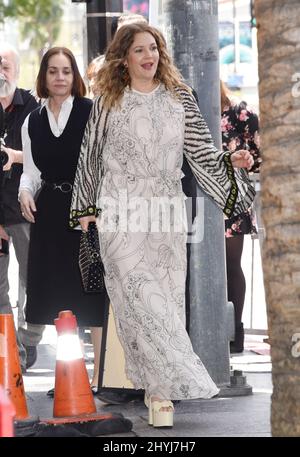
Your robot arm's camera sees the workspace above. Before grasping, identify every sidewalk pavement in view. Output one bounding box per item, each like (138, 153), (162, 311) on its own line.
(22, 329), (272, 438)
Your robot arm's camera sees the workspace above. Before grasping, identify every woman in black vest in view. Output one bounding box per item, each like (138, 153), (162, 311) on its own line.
(19, 47), (109, 390)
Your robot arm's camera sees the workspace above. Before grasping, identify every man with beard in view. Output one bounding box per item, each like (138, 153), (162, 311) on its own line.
(0, 44), (44, 371)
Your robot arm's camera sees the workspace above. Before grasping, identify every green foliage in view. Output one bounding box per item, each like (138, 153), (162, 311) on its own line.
(2, 0), (62, 19)
(1, 0), (63, 57)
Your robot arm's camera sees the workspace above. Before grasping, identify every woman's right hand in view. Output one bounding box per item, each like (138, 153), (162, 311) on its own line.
(79, 215), (97, 232)
(19, 190), (36, 223)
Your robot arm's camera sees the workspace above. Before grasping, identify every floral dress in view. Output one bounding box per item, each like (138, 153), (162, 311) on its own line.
(221, 99), (261, 237)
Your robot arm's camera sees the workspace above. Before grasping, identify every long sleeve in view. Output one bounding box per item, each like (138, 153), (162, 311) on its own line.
(69, 96), (110, 228)
(19, 114), (42, 197)
(178, 88), (255, 218)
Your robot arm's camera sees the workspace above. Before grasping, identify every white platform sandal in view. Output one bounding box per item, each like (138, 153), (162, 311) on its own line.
(145, 395), (174, 427)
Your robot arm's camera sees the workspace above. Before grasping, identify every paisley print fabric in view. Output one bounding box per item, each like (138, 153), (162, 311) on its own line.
(70, 85), (256, 399)
(98, 85), (218, 399)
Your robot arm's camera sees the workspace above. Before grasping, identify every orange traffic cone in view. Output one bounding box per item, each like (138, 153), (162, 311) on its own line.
(53, 310), (96, 418)
(0, 385), (16, 437)
(0, 314), (28, 420)
(42, 310), (131, 435)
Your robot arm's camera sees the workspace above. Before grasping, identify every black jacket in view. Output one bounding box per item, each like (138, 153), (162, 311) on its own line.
(2, 88), (38, 225)
(0, 103), (4, 223)
(0, 162), (3, 224)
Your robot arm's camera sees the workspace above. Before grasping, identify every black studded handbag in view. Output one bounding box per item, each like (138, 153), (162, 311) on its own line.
(79, 222), (105, 293)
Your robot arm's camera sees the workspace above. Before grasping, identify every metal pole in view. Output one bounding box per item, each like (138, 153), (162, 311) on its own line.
(233, 0), (240, 75)
(86, 0), (123, 62)
(161, 0), (251, 394)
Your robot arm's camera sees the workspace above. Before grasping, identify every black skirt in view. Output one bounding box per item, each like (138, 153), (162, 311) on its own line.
(25, 186), (108, 327)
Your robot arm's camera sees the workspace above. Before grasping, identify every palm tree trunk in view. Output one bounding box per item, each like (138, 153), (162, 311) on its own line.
(256, 0), (300, 436)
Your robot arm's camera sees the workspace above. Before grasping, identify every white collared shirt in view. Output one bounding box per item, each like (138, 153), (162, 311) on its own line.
(19, 95), (74, 196)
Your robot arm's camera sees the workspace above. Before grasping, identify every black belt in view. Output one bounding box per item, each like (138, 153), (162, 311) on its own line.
(42, 180), (73, 193)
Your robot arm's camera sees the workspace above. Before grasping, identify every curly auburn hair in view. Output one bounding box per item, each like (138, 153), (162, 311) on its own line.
(94, 23), (190, 109)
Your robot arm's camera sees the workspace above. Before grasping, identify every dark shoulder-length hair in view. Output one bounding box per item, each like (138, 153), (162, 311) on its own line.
(36, 47), (86, 98)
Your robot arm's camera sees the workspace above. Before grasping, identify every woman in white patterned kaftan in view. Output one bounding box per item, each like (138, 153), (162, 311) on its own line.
(70, 23), (255, 428)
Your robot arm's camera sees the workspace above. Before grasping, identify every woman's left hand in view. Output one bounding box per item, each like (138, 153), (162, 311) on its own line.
(230, 150), (254, 170)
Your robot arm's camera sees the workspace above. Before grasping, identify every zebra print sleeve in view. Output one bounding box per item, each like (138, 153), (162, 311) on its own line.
(179, 88), (255, 217)
(69, 96), (109, 228)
